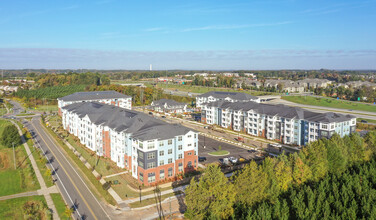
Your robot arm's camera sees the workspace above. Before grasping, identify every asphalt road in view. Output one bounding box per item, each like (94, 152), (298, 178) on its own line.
(7, 100), (112, 220)
(198, 135), (257, 164)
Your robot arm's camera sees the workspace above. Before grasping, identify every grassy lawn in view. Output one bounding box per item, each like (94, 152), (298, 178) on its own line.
(27, 139), (54, 188)
(282, 96), (376, 113)
(35, 105), (58, 112)
(156, 83), (277, 96)
(357, 118), (376, 124)
(0, 119), (40, 197)
(16, 113), (35, 116)
(208, 150), (230, 156)
(105, 174), (173, 200)
(51, 193), (70, 219)
(129, 192), (182, 208)
(42, 119), (117, 205)
(0, 195), (50, 219)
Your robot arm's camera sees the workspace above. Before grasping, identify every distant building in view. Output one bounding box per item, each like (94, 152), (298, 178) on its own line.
(57, 91), (132, 115)
(0, 85), (18, 93)
(201, 101), (356, 146)
(297, 79), (332, 89)
(264, 79), (305, 93)
(222, 72), (239, 77)
(150, 99), (188, 113)
(61, 102), (198, 186)
(196, 91), (260, 108)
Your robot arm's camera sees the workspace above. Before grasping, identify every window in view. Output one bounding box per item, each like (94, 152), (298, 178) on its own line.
(178, 163), (183, 172)
(168, 139), (172, 145)
(159, 151), (164, 156)
(159, 141), (164, 147)
(147, 152), (155, 160)
(139, 142), (143, 149)
(168, 158), (172, 164)
(147, 162), (156, 169)
(139, 161), (144, 169)
(178, 136), (182, 141)
(139, 153), (144, 159)
(148, 173), (155, 183)
(139, 172), (143, 182)
(160, 169), (165, 180)
(159, 160), (164, 166)
(194, 160), (197, 167)
(187, 161), (192, 168)
(188, 135), (192, 138)
(322, 124), (328, 129)
(147, 143), (154, 150)
(178, 154), (182, 159)
(194, 143), (197, 147)
(188, 152), (192, 156)
(178, 145), (182, 150)
(168, 149), (172, 154)
(194, 134), (197, 138)
(168, 168), (173, 177)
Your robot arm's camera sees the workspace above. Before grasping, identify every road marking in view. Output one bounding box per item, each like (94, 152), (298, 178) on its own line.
(31, 120), (101, 220)
(35, 119), (111, 220)
(29, 123), (82, 219)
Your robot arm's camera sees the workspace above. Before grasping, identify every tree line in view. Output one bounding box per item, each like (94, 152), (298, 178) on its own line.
(184, 131), (376, 219)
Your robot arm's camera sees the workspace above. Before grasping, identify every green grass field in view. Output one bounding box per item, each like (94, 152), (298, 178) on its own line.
(156, 83), (276, 96)
(28, 139), (54, 188)
(51, 193), (69, 219)
(282, 96), (376, 113)
(0, 196), (50, 219)
(0, 119), (40, 197)
(35, 105), (58, 112)
(208, 150), (230, 156)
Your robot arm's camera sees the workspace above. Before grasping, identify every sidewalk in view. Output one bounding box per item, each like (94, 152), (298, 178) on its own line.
(11, 120), (60, 220)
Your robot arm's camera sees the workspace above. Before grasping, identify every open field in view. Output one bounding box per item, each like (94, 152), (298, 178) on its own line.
(0, 195), (50, 219)
(0, 119), (40, 196)
(156, 83), (277, 96)
(51, 193), (69, 219)
(35, 105), (58, 112)
(282, 96), (376, 113)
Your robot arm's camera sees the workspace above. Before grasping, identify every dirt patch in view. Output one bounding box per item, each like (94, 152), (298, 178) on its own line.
(0, 152), (10, 170)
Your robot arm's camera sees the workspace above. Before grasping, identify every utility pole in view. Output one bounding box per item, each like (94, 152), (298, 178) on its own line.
(12, 142), (16, 169)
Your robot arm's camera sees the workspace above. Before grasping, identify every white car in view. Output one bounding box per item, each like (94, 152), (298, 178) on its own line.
(228, 157), (238, 164)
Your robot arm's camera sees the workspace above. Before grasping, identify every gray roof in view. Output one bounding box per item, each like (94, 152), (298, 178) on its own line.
(197, 91), (258, 100)
(62, 102), (193, 141)
(204, 101), (355, 123)
(151, 99), (186, 107)
(58, 91), (131, 102)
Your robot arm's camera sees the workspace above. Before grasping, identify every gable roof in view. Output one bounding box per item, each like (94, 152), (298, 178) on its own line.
(62, 102), (193, 140)
(58, 91), (131, 102)
(151, 99), (186, 107)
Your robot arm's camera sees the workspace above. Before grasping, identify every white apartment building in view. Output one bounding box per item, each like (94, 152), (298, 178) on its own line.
(58, 91), (132, 115)
(196, 91), (260, 108)
(61, 102), (198, 186)
(201, 101), (356, 146)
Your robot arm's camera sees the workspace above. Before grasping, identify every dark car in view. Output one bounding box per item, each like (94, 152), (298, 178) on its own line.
(248, 149), (257, 153)
(361, 120), (368, 123)
(148, 112), (153, 115)
(161, 115), (166, 118)
(198, 156), (207, 162)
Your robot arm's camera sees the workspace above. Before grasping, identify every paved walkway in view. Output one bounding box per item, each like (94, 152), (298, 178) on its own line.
(0, 191), (39, 201)
(11, 120), (60, 220)
(104, 171), (129, 178)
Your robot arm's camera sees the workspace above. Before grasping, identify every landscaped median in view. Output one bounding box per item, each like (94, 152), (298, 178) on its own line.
(208, 150), (230, 156)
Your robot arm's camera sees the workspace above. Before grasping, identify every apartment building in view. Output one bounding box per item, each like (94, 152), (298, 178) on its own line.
(196, 91), (260, 108)
(58, 91), (132, 115)
(61, 102), (198, 186)
(150, 99), (188, 113)
(201, 101), (356, 146)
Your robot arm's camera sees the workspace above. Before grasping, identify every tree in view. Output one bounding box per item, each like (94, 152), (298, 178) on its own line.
(301, 140), (329, 182)
(274, 159), (293, 192)
(45, 168), (52, 177)
(234, 161), (269, 206)
(291, 154), (312, 185)
(0, 124), (21, 148)
(185, 164), (236, 219)
(64, 206), (74, 219)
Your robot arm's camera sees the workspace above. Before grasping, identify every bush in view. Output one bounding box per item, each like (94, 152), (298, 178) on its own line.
(0, 124), (22, 147)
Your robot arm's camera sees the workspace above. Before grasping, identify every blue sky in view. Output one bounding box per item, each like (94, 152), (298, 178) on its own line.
(0, 0), (375, 70)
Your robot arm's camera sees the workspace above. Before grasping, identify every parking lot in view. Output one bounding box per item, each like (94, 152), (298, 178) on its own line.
(198, 135), (258, 164)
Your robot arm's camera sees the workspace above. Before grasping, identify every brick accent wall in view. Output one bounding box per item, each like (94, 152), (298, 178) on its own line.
(103, 131), (111, 158)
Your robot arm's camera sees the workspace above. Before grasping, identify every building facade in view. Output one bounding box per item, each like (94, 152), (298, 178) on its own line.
(196, 91), (260, 108)
(150, 99), (188, 113)
(61, 102), (198, 186)
(201, 101), (356, 146)
(58, 91), (132, 115)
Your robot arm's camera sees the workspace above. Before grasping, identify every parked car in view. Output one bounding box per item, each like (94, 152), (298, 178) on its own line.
(161, 115), (166, 118)
(148, 112), (153, 115)
(228, 157), (238, 164)
(219, 157), (231, 166)
(248, 149), (257, 153)
(361, 120), (368, 123)
(198, 156), (207, 162)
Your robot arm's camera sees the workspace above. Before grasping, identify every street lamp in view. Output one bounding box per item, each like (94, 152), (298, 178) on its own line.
(139, 185), (142, 203)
